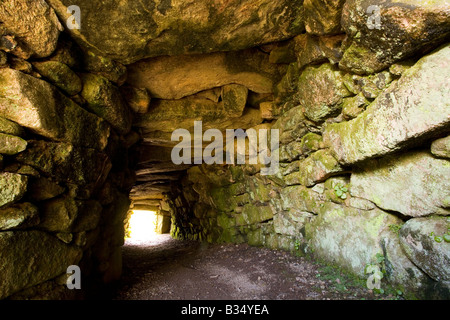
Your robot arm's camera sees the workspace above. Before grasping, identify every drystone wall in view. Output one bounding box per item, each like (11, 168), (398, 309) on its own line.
(0, 7), (139, 299)
(167, 2), (450, 300)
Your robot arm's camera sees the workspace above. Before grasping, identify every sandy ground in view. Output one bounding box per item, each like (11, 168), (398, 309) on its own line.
(108, 234), (400, 301)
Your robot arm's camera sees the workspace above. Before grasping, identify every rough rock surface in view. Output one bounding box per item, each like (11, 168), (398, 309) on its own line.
(324, 44), (450, 165)
(80, 73), (132, 135)
(0, 230), (82, 300)
(0, 0), (63, 59)
(15, 140), (111, 191)
(399, 217), (450, 284)
(303, 0), (346, 35)
(0, 172), (28, 208)
(126, 48), (281, 100)
(32, 61), (82, 96)
(340, 0), (450, 74)
(431, 135), (450, 159)
(0, 203), (39, 230)
(351, 151), (450, 217)
(305, 202), (403, 277)
(0, 68), (110, 150)
(0, 133), (27, 155)
(47, 0), (304, 64)
(297, 63), (351, 123)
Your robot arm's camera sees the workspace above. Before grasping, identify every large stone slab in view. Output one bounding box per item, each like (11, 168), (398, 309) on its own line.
(324, 44), (450, 165)
(47, 0), (304, 64)
(351, 151), (450, 217)
(340, 0), (450, 74)
(126, 48), (280, 100)
(39, 195), (78, 233)
(305, 202), (403, 276)
(236, 203), (274, 226)
(0, 68), (110, 150)
(399, 216), (450, 284)
(0, 0), (63, 59)
(0, 230), (82, 299)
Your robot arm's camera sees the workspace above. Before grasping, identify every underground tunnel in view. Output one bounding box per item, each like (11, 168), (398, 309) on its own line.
(0, 0), (449, 301)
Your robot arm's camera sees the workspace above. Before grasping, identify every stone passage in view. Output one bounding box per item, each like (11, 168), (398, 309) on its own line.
(0, 0), (449, 300)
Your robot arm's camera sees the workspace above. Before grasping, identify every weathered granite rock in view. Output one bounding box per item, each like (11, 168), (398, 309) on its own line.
(72, 200), (103, 233)
(81, 51), (128, 85)
(45, 34), (83, 70)
(399, 216), (450, 283)
(340, 0), (450, 74)
(136, 99), (263, 147)
(15, 140), (111, 190)
(29, 177), (66, 202)
(0, 68), (110, 150)
(341, 93), (370, 120)
(127, 48), (281, 100)
(351, 151), (450, 217)
(299, 133), (323, 155)
(324, 44), (450, 165)
(305, 202), (403, 276)
(0, 202), (39, 230)
(0, 133), (27, 155)
(0, 230), (82, 299)
(274, 210), (314, 236)
(297, 63), (351, 123)
(280, 185), (325, 214)
(381, 235), (450, 299)
(32, 61), (82, 96)
(39, 195), (78, 233)
(0, 0), (63, 59)
(0, 172), (28, 208)
(431, 135), (450, 159)
(236, 203), (274, 226)
(80, 73), (132, 135)
(297, 149), (344, 186)
(120, 86), (151, 114)
(295, 34), (345, 69)
(221, 84), (248, 117)
(303, 0), (346, 35)
(156, 214), (171, 234)
(0, 116), (25, 137)
(272, 106), (311, 145)
(273, 62), (300, 106)
(47, 0), (304, 64)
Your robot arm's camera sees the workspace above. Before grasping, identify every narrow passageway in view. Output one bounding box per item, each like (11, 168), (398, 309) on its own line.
(110, 235), (392, 300)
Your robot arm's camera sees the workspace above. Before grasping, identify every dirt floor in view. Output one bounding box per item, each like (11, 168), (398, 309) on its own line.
(108, 234), (402, 301)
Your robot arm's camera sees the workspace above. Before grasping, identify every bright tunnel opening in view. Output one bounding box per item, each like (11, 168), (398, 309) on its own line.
(128, 210), (158, 241)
